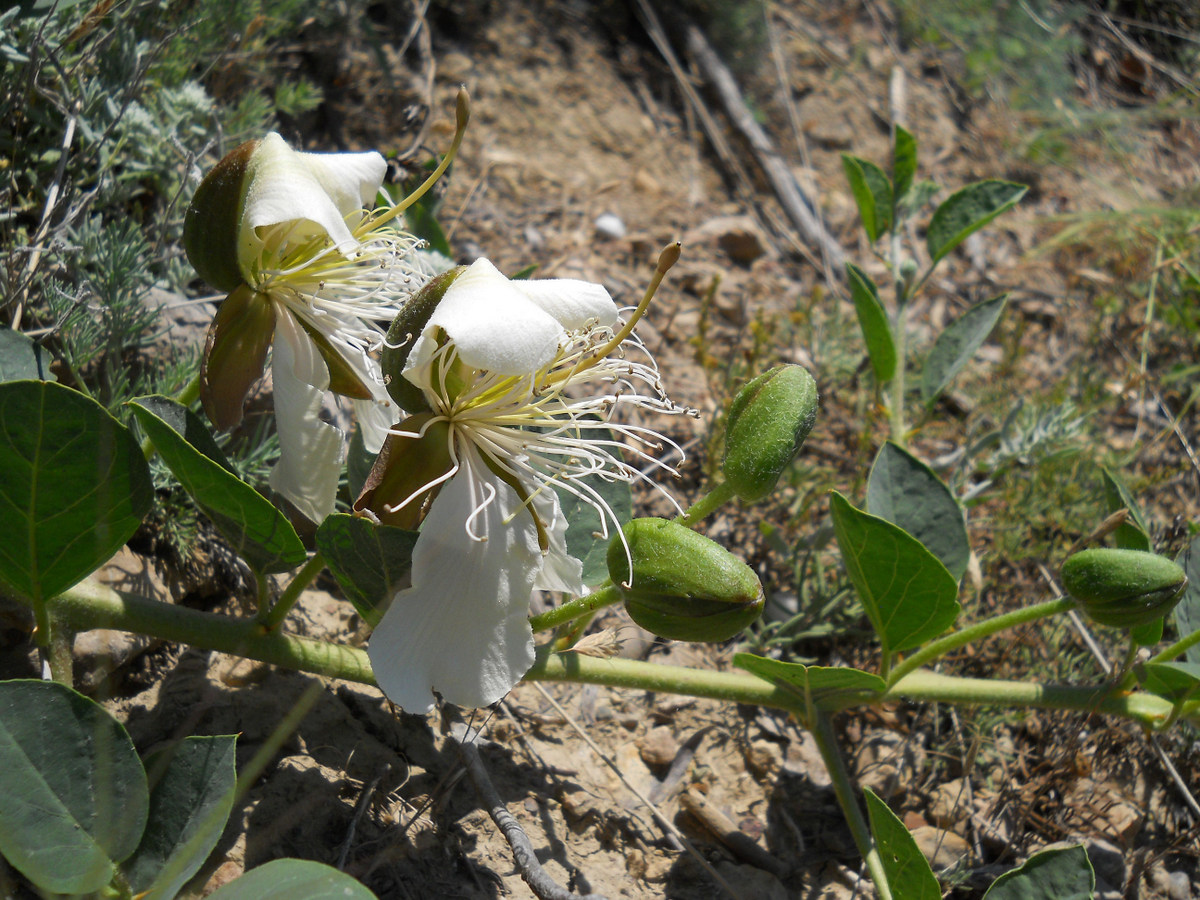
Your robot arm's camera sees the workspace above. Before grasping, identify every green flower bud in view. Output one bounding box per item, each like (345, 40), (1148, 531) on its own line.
(607, 517), (764, 642)
(1061, 548), (1188, 629)
(722, 365), (818, 502)
(381, 266), (465, 414)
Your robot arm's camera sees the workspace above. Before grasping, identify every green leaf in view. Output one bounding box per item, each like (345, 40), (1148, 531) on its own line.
(926, 180), (1026, 264)
(124, 735), (238, 900)
(983, 844), (1095, 900)
(829, 492), (960, 655)
(207, 859), (379, 900)
(316, 514), (418, 626)
(0, 328), (54, 383)
(1175, 535), (1200, 664)
(405, 197), (452, 258)
(1100, 467), (1152, 552)
(920, 294), (1008, 403)
(842, 155), (893, 242)
(733, 653), (884, 709)
(346, 428), (375, 503)
(892, 126), (917, 215)
(867, 441), (969, 582)
(864, 787), (941, 899)
(130, 396), (306, 575)
(0, 380), (153, 604)
(1131, 617), (1164, 647)
(1135, 661), (1200, 703)
(0, 680), (149, 894)
(845, 263), (897, 383)
(558, 467), (633, 587)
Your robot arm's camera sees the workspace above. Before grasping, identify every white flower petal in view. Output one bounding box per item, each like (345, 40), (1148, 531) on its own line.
(514, 278), (619, 330)
(368, 450), (540, 712)
(531, 487), (584, 595)
(242, 133), (385, 254)
(422, 258), (565, 375)
(268, 312), (344, 522)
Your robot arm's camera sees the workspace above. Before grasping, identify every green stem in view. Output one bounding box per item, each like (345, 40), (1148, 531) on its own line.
(49, 580), (376, 684)
(45, 580), (1180, 732)
(676, 481), (737, 528)
(47, 609), (74, 686)
(261, 553), (326, 632)
(889, 300), (909, 447)
(812, 712), (893, 900)
(529, 584), (621, 633)
(887, 596), (1076, 688)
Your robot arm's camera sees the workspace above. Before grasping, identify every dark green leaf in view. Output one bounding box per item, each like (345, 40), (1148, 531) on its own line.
(864, 787), (941, 899)
(983, 844), (1095, 900)
(558, 465), (633, 587)
(125, 736), (238, 900)
(1135, 661), (1200, 703)
(892, 126), (917, 214)
(926, 180), (1026, 264)
(405, 198), (451, 258)
(842, 155), (893, 242)
(0, 680), (148, 894)
(1100, 467), (1152, 552)
(207, 859), (378, 900)
(346, 427), (376, 508)
(316, 514), (418, 625)
(867, 442), (969, 582)
(734, 654), (884, 709)
(1175, 535), (1200, 664)
(130, 396), (306, 575)
(1131, 617), (1164, 647)
(0, 329), (54, 383)
(920, 294), (1008, 403)
(0, 380), (152, 604)
(846, 263), (897, 383)
(830, 492), (960, 655)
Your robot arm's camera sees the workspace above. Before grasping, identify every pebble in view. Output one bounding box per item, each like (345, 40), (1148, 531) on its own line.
(594, 212), (626, 240)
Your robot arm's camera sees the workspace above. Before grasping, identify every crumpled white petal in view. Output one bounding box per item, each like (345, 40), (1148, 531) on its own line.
(529, 486), (584, 594)
(269, 311), (345, 522)
(410, 258), (619, 377)
(242, 133), (386, 256)
(368, 449), (541, 712)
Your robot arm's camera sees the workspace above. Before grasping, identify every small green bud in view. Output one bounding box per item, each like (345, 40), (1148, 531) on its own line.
(381, 266), (464, 413)
(607, 518), (764, 642)
(1061, 548), (1188, 629)
(722, 365), (818, 502)
(898, 257), (919, 284)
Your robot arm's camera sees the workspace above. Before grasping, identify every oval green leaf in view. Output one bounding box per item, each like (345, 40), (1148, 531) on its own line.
(0, 380), (152, 604)
(1100, 467), (1152, 552)
(0, 679), (149, 894)
(733, 653), (884, 708)
(842, 155), (893, 243)
(1135, 661), (1200, 703)
(207, 859), (379, 900)
(316, 514), (419, 626)
(926, 180), (1026, 264)
(983, 844), (1095, 900)
(846, 263), (897, 383)
(558, 460), (632, 586)
(867, 441), (969, 582)
(892, 126), (917, 216)
(124, 735), (238, 900)
(830, 491), (961, 656)
(0, 328), (55, 383)
(864, 787), (941, 899)
(130, 396), (306, 575)
(920, 294), (1008, 404)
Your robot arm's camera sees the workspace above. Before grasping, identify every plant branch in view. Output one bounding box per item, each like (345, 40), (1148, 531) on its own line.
(528, 585), (621, 633)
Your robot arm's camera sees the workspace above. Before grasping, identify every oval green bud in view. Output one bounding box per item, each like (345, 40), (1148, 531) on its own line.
(380, 266), (465, 413)
(184, 139), (258, 293)
(722, 365), (818, 503)
(1061, 548), (1188, 629)
(607, 517), (764, 642)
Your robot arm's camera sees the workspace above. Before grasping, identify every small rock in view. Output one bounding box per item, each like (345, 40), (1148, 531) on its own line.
(910, 826), (970, 871)
(744, 739), (783, 779)
(783, 730), (831, 789)
(1146, 863), (1192, 900)
(594, 212), (626, 240)
(1063, 778), (1143, 844)
(714, 862), (789, 900)
(638, 725), (679, 768)
(684, 214), (769, 264)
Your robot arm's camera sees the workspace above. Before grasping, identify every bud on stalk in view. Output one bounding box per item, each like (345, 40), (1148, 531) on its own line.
(1061, 548), (1187, 629)
(607, 518), (764, 642)
(722, 365), (818, 503)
